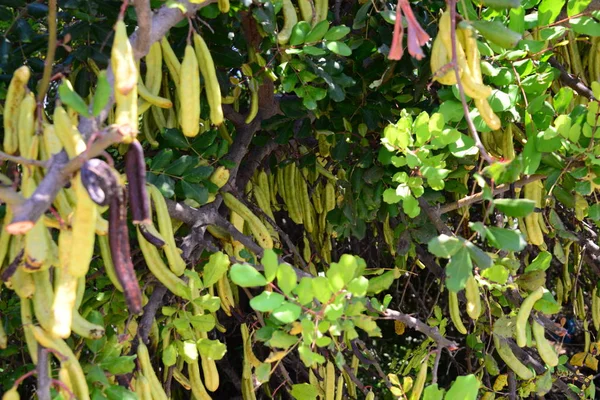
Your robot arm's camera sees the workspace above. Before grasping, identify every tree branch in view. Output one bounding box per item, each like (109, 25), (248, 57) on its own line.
(382, 308), (458, 350)
(438, 174), (545, 215)
(135, 284), (168, 347)
(448, 0), (493, 165)
(548, 56), (595, 100)
(132, 0), (153, 58)
(7, 127), (122, 234)
(78, 0), (218, 137)
(36, 346), (51, 400)
(36, 0), (57, 103)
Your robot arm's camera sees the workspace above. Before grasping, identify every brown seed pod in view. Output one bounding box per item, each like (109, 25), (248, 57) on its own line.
(108, 187), (142, 314)
(138, 223), (166, 248)
(80, 159), (119, 207)
(125, 140), (151, 224)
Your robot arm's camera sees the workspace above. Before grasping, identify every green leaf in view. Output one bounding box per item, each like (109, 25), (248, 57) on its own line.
(230, 263), (267, 287)
(445, 247), (472, 292)
(192, 294), (221, 313)
(444, 374), (480, 400)
(428, 235), (463, 258)
(162, 343), (177, 367)
(481, 263), (509, 284)
(290, 21), (311, 45)
(326, 41), (352, 56)
(290, 383), (319, 400)
(99, 355), (137, 375)
(326, 254), (357, 291)
(189, 314), (216, 332)
(488, 89), (513, 112)
(93, 70), (111, 117)
(277, 263), (298, 295)
(367, 270), (399, 295)
(197, 338), (227, 360)
(181, 340), (198, 361)
(493, 198), (536, 217)
(164, 155), (197, 176)
(59, 81), (90, 118)
(302, 45), (327, 56)
(163, 128), (190, 149)
(305, 20), (330, 43)
(150, 149), (174, 172)
(533, 290), (561, 315)
(538, 0), (565, 25)
(312, 276), (333, 303)
(297, 344), (326, 368)
(486, 227), (527, 252)
(579, 9), (600, 33)
(470, 20), (522, 48)
(250, 291), (286, 312)
(294, 277), (314, 305)
(272, 301), (302, 324)
(262, 249), (279, 283)
(295, 86), (327, 110)
(588, 204), (600, 221)
(105, 385), (137, 400)
(347, 276), (368, 297)
(423, 384), (445, 400)
(481, 0), (520, 9)
(269, 330), (299, 349)
(570, 16), (600, 36)
(383, 188), (402, 204)
(524, 251), (552, 272)
(465, 241), (493, 270)
(255, 362), (271, 384)
(178, 180), (208, 205)
(202, 252), (230, 287)
(324, 25), (351, 41)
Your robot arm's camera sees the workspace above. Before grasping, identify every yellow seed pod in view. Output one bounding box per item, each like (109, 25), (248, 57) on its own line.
(180, 44), (201, 137)
(111, 20), (137, 95)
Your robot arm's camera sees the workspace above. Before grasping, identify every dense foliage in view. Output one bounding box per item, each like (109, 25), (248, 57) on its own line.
(1, 0), (600, 399)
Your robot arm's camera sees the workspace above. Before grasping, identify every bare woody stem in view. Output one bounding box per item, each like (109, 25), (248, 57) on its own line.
(447, 0), (494, 165)
(37, 0), (57, 103)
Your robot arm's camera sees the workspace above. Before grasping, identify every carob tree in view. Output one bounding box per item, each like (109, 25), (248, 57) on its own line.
(0, 0), (600, 399)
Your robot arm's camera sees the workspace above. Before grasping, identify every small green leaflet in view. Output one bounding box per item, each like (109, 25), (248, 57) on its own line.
(59, 81), (90, 118)
(493, 198), (536, 217)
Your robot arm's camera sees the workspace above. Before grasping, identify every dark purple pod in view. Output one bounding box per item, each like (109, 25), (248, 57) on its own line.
(125, 140), (150, 224)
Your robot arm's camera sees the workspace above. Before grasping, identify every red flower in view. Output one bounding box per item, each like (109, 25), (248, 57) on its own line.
(388, 0), (430, 61)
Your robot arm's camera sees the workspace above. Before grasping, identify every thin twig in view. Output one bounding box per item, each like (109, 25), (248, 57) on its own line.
(431, 348), (442, 384)
(438, 174), (545, 214)
(0, 186), (25, 206)
(7, 126), (122, 234)
(132, 0), (153, 58)
(134, 284), (168, 349)
(0, 151), (48, 168)
(448, 0), (493, 165)
(36, 346), (51, 400)
(381, 308), (458, 350)
(37, 0), (57, 103)
(548, 56), (595, 100)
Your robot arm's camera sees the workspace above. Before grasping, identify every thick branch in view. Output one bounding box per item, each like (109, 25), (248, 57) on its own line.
(7, 127), (121, 234)
(37, 347), (51, 400)
(382, 308), (458, 350)
(235, 141), (278, 192)
(418, 197), (453, 236)
(506, 337), (577, 400)
(548, 57), (595, 100)
(135, 284), (168, 346)
(79, 0), (217, 137)
(438, 174), (545, 215)
(132, 0), (153, 58)
(36, 0), (57, 103)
